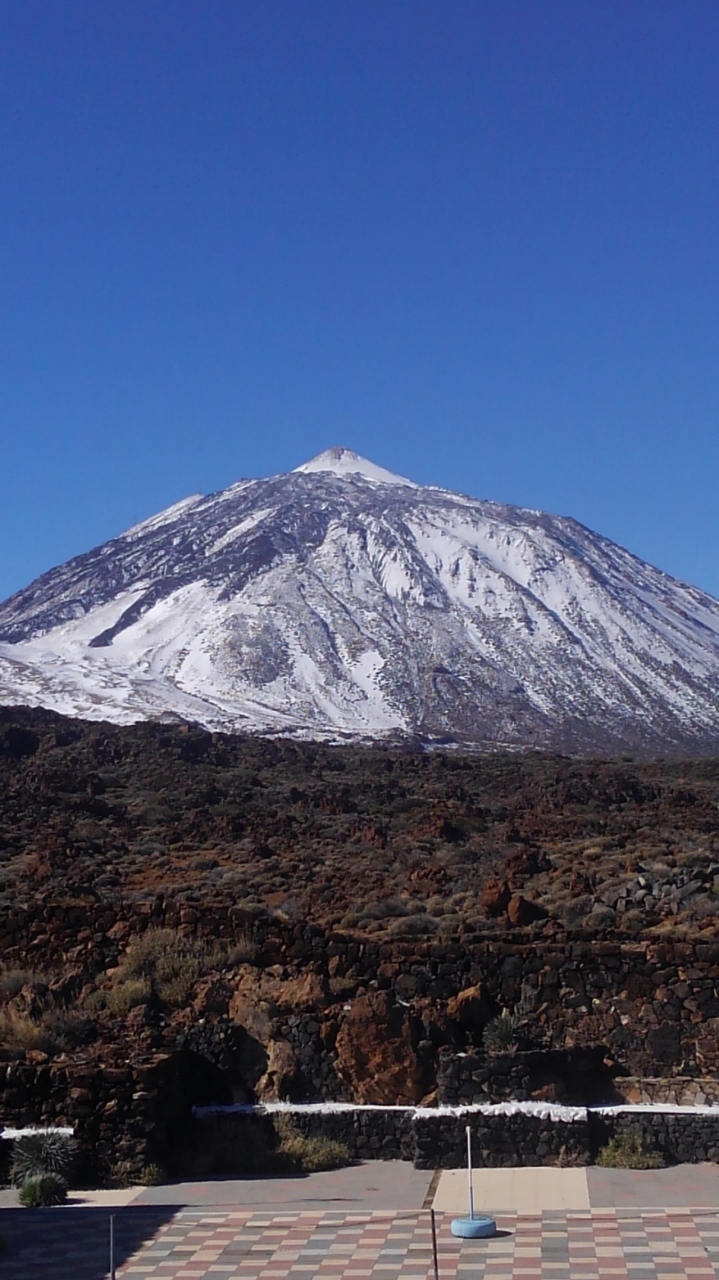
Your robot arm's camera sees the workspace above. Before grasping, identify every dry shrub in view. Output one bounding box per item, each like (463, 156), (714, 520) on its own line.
(111, 930), (205, 1008)
(386, 914), (438, 938)
(184, 1115), (351, 1179)
(226, 927), (257, 965)
(103, 979), (152, 1016)
(106, 927), (252, 1010)
(136, 1162), (165, 1186)
(0, 1009), (57, 1055)
(0, 969), (44, 1003)
(597, 1129), (664, 1169)
(0, 1006), (95, 1056)
(273, 1115), (351, 1173)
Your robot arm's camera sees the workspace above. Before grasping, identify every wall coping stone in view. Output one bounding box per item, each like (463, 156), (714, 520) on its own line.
(1, 1125), (74, 1138)
(194, 1101), (588, 1122)
(194, 1100), (719, 1122)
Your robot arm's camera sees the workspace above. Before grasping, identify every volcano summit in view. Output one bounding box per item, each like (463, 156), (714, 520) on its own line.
(1, 447), (719, 754)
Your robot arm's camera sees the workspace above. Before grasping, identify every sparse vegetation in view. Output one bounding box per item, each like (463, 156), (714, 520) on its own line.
(136, 1162), (165, 1186)
(0, 1004), (96, 1057)
(0, 968), (44, 1003)
(96, 927), (245, 1011)
(273, 1114), (352, 1172)
(2, 706), (719, 946)
(2, 705), (719, 1175)
(0, 1009), (58, 1055)
(483, 1009), (522, 1055)
(596, 1128), (664, 1169)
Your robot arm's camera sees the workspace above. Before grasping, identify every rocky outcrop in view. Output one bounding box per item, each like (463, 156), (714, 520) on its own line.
(334, 992), (424, 1105)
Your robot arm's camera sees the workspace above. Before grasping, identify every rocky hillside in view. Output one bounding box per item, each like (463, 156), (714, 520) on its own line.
(2, 708), (719, 1179)
(2, 707), (719, 939)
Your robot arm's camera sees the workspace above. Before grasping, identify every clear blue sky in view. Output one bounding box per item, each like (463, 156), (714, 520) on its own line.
(2, 1), (719, 599)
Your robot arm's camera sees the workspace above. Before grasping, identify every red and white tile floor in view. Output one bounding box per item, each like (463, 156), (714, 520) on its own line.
(3, 1207), (719, 1280)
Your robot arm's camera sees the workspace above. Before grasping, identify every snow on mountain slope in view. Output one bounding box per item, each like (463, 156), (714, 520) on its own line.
(1, 445), (719, 754)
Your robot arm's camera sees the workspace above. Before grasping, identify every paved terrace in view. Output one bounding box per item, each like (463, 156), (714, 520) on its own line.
(2, 1163), (719, 1278)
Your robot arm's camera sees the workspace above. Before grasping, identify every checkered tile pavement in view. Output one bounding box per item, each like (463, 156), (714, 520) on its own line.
(3, 1209), (719, 1279)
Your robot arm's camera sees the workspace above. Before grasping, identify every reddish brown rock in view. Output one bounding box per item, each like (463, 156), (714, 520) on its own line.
(334, 991), (423, 1104)
(446, 983), (490, 1032)
(255, 1038), (299, 1100)
(192, 977), (233, 1017)
(229, 965), (326, 1018)
(507, 894), (549, 926)
(481, 879), (511, 918)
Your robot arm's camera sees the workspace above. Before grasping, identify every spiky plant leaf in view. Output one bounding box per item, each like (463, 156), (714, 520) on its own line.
(10, 1131), (77, 1186)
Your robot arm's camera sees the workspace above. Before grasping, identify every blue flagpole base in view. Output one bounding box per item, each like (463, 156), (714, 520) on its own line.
(450, 1215), (497, 1239)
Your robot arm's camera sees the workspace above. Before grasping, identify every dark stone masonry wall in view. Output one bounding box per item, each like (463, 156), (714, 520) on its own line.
(0, 1049), (230, 1183)
(4, 1049), (719, 1174)
(193, 1106), (590, 1170)
(593, 1110), (719, 1167)
(436, 1047), (619, 1106)
(193, 1105), (719, 1170)
(412, 1110), (590, 1169)
(4, 898), (719, 1080)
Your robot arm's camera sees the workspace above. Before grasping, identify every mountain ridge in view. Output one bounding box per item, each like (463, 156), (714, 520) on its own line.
(1, 447), (719, 755)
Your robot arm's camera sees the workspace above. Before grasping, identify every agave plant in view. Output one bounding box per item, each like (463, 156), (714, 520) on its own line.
(18, 1172), (68, 1208)
(482, 1008), (522, 1055)
(10, 1131), (77, 1187)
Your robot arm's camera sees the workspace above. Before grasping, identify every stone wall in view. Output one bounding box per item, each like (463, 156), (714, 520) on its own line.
(194, 1104), (590, 1170)
(7, 1064), (719, 1175)
(4, 898), (719, 1081)
(595, 1109), (719, 1166)
(617, 1077), (719, 1106)
(195, 1103), (719, 1171)
(0, 1049), (230, 1183)
(437, 1047), (619, 1106)
(412, 1109), (590, 1169)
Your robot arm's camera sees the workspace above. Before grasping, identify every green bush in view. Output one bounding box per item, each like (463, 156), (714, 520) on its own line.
(596, 1128), (664, 1169)
(18, 1173), (68, 1207)
(10, 1131), (77, 1187)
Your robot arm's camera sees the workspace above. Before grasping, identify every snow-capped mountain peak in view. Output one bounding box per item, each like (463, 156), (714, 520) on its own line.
(293, 446), (416, 487)
(1, 449), (719, 756)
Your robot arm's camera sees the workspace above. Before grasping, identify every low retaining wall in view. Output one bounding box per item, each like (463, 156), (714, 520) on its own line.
(194, 1101), (590, 1169)
(596, 1105), (719, 1165)
(194, 1101), (719, 1170)
(617, 1078), (719, 1107)
(437, 1048), (618, 1106)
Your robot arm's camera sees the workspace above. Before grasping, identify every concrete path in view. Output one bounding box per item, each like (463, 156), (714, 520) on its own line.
(588, 1163), (719, 1207)
(0, 1160), (434, 1211)
(434, 1165), (591, 1212)
(134, 1160), (434, 1209)
(3, 1160), (719, 1213)
(435, 1163), (719, 1212)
